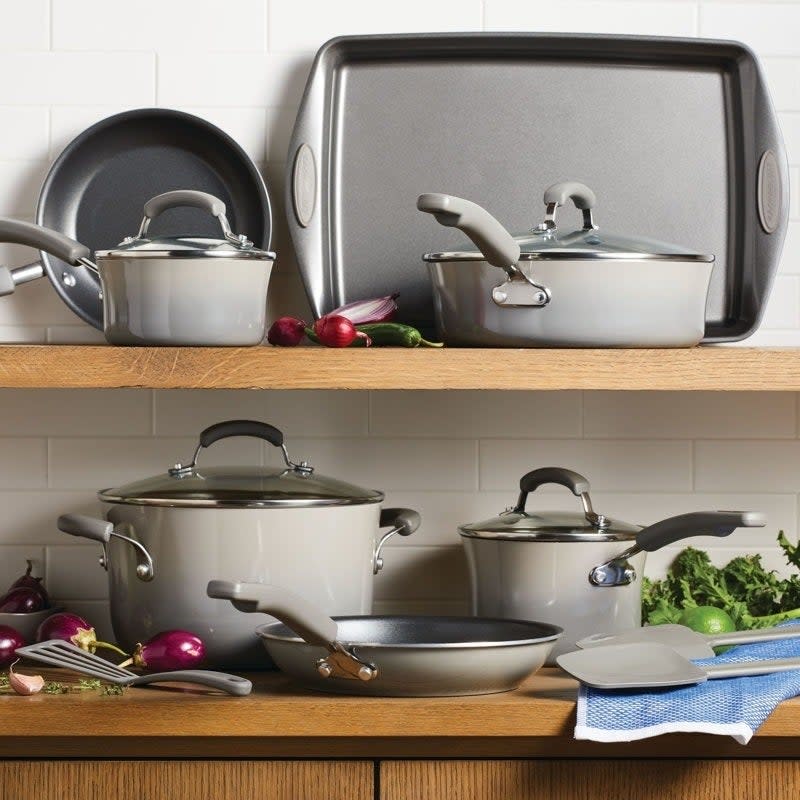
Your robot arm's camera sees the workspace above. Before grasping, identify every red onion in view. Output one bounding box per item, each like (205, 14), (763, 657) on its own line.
(313, 315), (372, 348)
(121, 630), (205, 672)
(0, 586), (45, 613)
(36, 611), (127, 656)
(330, 294), (399, 325)
(0, 625), (25, 667)
(267, 316), (307, 347)
(9, 560), (50, 607)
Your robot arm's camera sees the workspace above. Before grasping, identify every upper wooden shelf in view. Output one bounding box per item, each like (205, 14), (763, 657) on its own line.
(0, 345), (796, 390)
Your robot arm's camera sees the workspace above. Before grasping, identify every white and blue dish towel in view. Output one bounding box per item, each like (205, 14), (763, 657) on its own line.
(575, 626), (800, 744)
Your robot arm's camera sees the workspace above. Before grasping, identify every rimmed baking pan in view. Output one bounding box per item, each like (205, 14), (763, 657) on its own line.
(286, 33), (788, 342)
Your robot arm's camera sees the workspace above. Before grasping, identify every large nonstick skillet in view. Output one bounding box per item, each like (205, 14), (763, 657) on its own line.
(0, 108), (271, 328)
(207, 580), (562, 696)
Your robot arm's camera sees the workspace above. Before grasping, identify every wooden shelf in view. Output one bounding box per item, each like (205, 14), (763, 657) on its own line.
(0, 345), (796, 390)
(2, 668), (799, 759)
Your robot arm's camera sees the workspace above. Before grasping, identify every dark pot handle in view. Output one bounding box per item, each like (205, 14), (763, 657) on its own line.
(514, 467), (605, 528)
(171, 419), (312, 476)
(636, 510), (767, 552)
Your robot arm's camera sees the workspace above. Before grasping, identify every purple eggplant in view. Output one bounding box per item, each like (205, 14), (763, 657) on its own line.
(36, 611), (126, 656)
(8, 560), (50, 607)
(0, 625), (25, 667)
(122, 630), (205, 672)
(0, 586), (45, 614)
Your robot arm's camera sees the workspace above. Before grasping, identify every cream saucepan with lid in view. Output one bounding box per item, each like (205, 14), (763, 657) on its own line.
(56, 420), (420, 669)
(418, 181), (714, 347)
(459, 467), (765, 662)
(0, 189), (275, 345)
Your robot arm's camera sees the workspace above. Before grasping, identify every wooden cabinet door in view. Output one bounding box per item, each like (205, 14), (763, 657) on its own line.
(381, 760), (800, 800)
(0, 760), (373, 800)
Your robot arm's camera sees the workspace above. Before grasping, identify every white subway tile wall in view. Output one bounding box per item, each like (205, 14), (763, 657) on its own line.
(0, 1), (798, 626)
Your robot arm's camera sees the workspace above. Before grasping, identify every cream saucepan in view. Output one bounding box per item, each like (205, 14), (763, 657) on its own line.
(459, 467), (765, 663)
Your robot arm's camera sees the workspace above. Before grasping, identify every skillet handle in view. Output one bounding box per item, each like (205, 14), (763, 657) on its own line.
(636, 511), (766, 552)
(417, 193), (521, 271)
(0, 218), (91, 266)
(207, 580), (338, 648)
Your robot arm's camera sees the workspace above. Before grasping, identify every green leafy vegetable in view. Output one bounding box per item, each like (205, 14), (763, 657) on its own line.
(643, 532), (800, 629)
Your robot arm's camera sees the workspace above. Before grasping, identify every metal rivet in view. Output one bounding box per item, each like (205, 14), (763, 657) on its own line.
(317, 661), (332, 678)
(358, 666), (375, 682)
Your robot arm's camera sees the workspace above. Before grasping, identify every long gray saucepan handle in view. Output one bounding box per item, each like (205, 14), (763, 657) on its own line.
(704, 656), (800, 680)
(636, 511), (766, 552)
(127, 670), (252, 696)
(708, 626), (800, 648)
(416, 193), (521, 271)
(0, 218), (93, 296)
(207, 580), (338, 648)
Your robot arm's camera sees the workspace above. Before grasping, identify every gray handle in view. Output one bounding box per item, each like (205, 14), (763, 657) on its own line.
(709, 626), (800, 648)
(704, 656), (800, 680)
(207, 580), (338, 648)
(199, 419), (284, 449)
(416, 193), (520, 270)
(518, 467), (590, 497)
(128, 670), (252, 696)
(379, 507), (421, 537)
(636, 511), (766, 552)
(0, 218), (91, 266)
(143, 190), (226, 221)
(542, 181), (596, 210)
(57, 513), (113, 544)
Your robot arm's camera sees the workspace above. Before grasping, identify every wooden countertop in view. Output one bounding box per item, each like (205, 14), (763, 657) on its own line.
(3, 669), (800, 759)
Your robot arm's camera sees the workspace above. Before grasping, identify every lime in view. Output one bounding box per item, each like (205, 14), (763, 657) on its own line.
(678, 605), (736, 636)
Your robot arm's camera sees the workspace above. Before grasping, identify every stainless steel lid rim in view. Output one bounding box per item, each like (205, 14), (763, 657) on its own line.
(458, 529), (639, 542)
(423, 251), (715, 263)
(96, 248), (276, 260)
(97, 492), (385, 508)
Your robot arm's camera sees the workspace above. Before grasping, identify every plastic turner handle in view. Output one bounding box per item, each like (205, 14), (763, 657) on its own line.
(417, 193), (520, 270)
(207, 580), (338, 648)
(128, 670), (252, 696)
(704, 656), (800, 679)
(709, 626), (800, 647)
(636, 511), (766, 552)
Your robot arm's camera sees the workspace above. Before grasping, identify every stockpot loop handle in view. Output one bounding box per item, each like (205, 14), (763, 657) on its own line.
(169, 419), (313, 477)
(373, 508), (422, 574)
(513, 467), (606, 528)
(540, 181), (597, 232)
(135, 190), (253, 249)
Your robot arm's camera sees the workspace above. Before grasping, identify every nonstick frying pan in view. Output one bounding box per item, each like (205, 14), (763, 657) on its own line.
(0, 108), (271, 328)
(207, 580), (562, 696)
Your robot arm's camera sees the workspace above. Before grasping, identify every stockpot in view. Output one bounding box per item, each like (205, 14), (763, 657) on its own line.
(418, 181), (715, 347)
(57, 420), (420, 669)
(459, 467), (765, 663)
(0, 190), (275, 345)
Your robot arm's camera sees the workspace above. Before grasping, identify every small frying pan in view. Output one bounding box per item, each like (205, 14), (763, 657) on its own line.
(207, 580), (562, 696)
(0, 109), (271, 328)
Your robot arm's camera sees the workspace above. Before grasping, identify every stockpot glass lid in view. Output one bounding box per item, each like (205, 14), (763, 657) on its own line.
(98, 420), (383, 508)
(459, 467), (640, 542)
(96, 189), (275, 261)
(423, 181), (713, 263)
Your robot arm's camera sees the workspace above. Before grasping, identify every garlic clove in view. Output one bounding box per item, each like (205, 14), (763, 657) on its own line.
(9, 660), (44, 695)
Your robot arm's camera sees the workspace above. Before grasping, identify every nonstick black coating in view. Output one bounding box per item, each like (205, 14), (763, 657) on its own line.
(261, 615), (563, 646)
(37, 108), (271, 328)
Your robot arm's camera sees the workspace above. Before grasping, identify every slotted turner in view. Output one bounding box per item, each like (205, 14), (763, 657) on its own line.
(16, 640), (252, 696)
(576, 624), (800, 659)
(557, 642), (800, 689)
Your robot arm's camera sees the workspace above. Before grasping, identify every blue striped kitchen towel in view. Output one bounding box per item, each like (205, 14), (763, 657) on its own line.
(575, 624), (800, 744)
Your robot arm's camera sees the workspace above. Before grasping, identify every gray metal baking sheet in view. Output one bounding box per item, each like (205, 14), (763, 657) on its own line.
(286, 34), (789, 342)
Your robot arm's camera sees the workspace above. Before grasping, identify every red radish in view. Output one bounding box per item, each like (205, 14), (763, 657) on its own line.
(36, 611), (127, 656)
(119, 630), (205, 672)
(9, 560), (50, 607)
(0, 625), (25, 667)
(267, 316), (307, 347)
(313, 315), (371, 348)
(330, 294), (399, 324)
(8, 660), (43, 695)
(0, 586), (45, 613)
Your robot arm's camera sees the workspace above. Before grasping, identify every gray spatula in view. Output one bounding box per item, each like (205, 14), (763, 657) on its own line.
(16, 640), (252, 696)
(557, 642), (800, 689)
(576, 624), (800, 659)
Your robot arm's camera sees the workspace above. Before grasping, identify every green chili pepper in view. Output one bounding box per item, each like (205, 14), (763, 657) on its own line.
(306, 323), (442, 348)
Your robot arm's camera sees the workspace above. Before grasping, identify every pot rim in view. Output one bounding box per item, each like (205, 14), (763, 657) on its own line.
(459, 529), (640, 542)
(423, 251), (714, 263)
(96, 249), (276, 261)
(97, 490), (385, 508)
